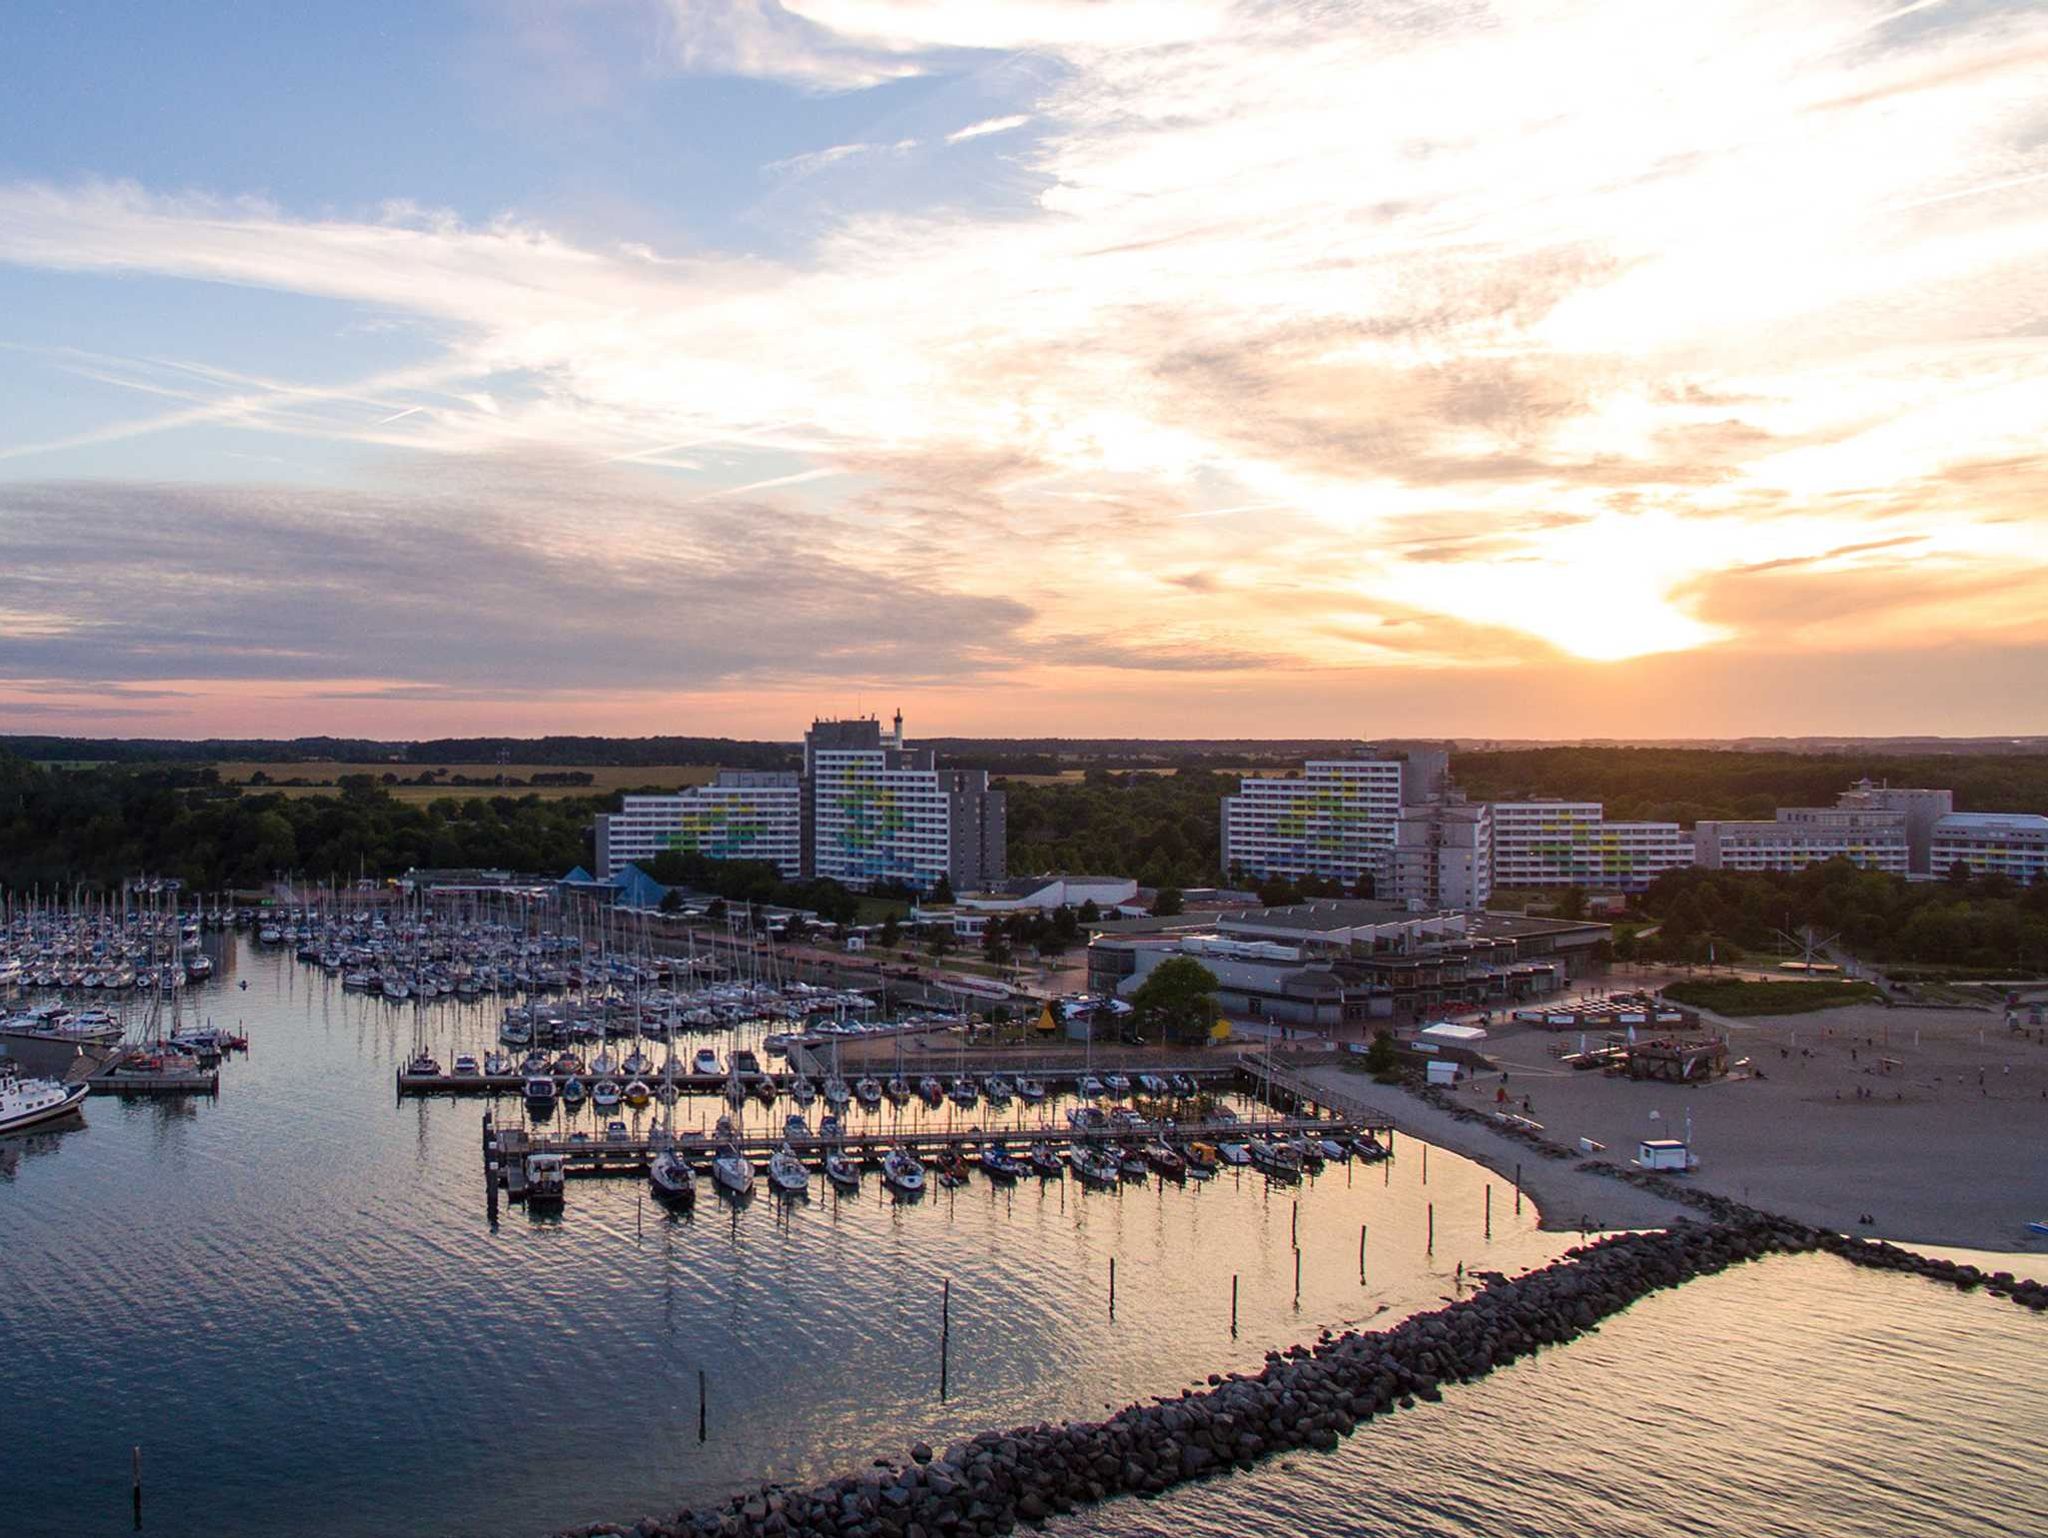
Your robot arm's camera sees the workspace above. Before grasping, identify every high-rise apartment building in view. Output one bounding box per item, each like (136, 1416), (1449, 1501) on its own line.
(802, 714), (1005, 893)
(1220, 753), (1409, 886)
(1929, 813), (2048, 884)
(1389, 798), (1492, 910)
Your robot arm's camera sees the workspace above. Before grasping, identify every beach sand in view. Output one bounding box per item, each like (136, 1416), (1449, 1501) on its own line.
(1303, 997), (2048, 1255)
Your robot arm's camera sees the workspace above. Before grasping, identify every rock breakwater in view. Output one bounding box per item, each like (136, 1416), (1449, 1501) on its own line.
(558, 1215), (2041, 1538)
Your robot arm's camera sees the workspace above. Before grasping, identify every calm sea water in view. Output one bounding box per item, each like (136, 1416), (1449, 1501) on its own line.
(1, 934), (1563, 1538)
(1062, 1251), (2048, 1538)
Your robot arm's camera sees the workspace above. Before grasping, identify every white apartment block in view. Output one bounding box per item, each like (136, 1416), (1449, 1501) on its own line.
(807, 748), (957, 892)
(1692, 808), (1909, 875)
(595, 772), (802, 880)
(1929, 813), (2048, 884)
(1389, 800), (1492, 910)
(1221, 757), (1406, 885)
(1490, 801), (1694, 892)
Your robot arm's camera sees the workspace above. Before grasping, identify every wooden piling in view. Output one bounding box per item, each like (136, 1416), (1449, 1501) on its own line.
(940, 1278), (951, 1401)
(1422, 1143), (1428, 1183)
(132, 1445), (141, 1530)
(1427, 1202), (1434, 1255)
(1109, 1256), (1116, 1319)
(1485, 1184), (1492, 1239)
(698, 1369), (707, 1443)
(1514, 1162), (1522, 1215)
(1230, 1273), (1238, 1336)
(1293, 1246), (1301, 1306)
(1359, 1223), (1367, 1282)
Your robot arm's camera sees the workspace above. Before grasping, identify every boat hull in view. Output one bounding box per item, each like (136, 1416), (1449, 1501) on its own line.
(0, 1081), (90, 1136)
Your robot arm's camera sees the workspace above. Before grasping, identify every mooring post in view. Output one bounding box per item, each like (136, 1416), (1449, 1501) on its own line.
(940, 1277), (951, 1401)
(1427, 1202), (1434, 1255)
(1109, 1255), (1116, 1319)
(1230, 1273), (1238, 1336)
(1485, 1184), (1492, 1239)
(1514, 1162), (1523, 1215)
(1359, 1223), (1367, 1281)
(132, 1445), (141, 1530)
(1291, 1198), (1299, 1245)
(1293, 1246), (1301, 1306)
(1422, 1143), (1428, 1184)
(698, 1369), (707, 1443)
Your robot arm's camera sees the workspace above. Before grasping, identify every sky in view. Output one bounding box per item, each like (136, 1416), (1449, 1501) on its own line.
(0, 0), (2045, 742)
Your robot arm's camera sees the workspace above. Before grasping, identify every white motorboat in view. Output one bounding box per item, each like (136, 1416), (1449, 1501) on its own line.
(0, 1071), (89, 1136)
(693, 1048), (721, 1076)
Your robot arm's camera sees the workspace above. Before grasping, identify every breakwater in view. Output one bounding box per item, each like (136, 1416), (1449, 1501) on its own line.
(562, 1216), (2042, 1538)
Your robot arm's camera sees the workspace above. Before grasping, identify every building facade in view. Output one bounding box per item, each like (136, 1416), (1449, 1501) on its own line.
(1692, 808), (1909, 874)
(594, 771), (803, 880)
(1489, 801), (1694, 891)
(1834, 781), (1954, 876)
(1929, 813), (2048, 884)
(803, 715), (1005, 893)
(1389, 799), (1492, 910)
(1220, 754), (1408, 886)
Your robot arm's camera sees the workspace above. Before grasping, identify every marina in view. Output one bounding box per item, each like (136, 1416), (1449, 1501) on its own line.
(0, 923), (1528, 1538)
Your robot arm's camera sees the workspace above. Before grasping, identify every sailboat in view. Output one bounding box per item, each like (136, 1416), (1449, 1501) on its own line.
(649, 1008), (696, 1210)
(767, 1143), (810, 1197)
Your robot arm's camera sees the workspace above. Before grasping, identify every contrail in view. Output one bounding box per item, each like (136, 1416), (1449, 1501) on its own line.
(375, 405), (425, 425)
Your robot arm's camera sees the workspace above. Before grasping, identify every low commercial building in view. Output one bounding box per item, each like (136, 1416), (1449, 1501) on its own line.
(1086, 898), (1604, 1029)
(595, 772), (803, 880)
(956, 874), (1138, 913)
(1489, 801), (1693, 891)
(1929, 812), (2048, 884)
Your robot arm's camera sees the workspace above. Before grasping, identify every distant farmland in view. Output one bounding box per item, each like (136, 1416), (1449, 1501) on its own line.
(214, 762), (720, 803)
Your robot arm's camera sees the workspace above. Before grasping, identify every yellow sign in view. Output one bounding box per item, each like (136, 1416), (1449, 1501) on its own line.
(1209, 1018), (1232, 1042)
(1035, 1003), (1058, 1034)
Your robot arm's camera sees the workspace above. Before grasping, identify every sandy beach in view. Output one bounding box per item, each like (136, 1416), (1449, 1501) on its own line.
(1302, 994), (2048, 1256)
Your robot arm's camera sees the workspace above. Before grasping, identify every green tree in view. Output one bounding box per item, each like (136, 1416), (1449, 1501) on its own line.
(930, 874), (955, 904)
(1555, 885), (1588, 921)
(1151, 886), (1184, 917)
(1364, 1028), (1398, 1076)
(878, 913), (902, 949)
(1129, 956), (1221, 1045)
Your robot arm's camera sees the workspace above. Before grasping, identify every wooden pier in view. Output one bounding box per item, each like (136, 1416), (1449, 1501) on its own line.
(405, 1063), (1245, 1099)
(87, 1069), (220, 1096)
(483, 1110), (1392, 1194)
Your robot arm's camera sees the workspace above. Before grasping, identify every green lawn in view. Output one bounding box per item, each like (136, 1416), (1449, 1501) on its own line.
(1662, 978), (1882, 1016)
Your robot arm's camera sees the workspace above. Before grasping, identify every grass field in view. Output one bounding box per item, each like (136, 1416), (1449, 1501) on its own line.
(1662, 978), (1883, 1016)
(216, 761), (721, 801)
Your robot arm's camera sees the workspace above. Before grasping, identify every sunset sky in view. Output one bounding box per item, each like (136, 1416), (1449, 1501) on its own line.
(2, 1), (2045, 741)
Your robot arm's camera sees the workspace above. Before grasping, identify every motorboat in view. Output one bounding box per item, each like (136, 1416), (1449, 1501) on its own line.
(452, 1054), (481, 1077)
(525, 1153), (566, 1208)
(560, 1077), (588, 1107)
(591, 1078), (623, 1108)
(1117, 1147), (1151, 1181)
(523, 1076), (558, 1113)
(784, 1112), (810, 1142)
(1216, 1141), (1251, 1166)
(624, 1079), (652, 1107)
(767, 1144), (811, 1197)
(1078, 1075), (1105, 1099)
(881, 1148), (926, 1196)
(1169, 1074), (1197, 1095)
(406, 1049), (442, 1078)
(934, 1149), (971, 1187)
(1183, 1141), (1219, 1179)
(0, 1071), (89, 1136)
(484, 1051), (513, 1076)
(604, 1118), (631, 1141)
(1136, 1073), (1169, 1095)
(918, 1076), (945, 1107)
(1105, 1073), (1132, 1094)
(1317, 1137), (1352, 1164)
(1028, 1142), (1064, 1179)
(693, 1048), (721, 1077)
(649, 1147), (696, 1208)
(1017, 1077), (1047, 1103)
(948, 1076), (978, 1108)
(520, 1049), (551, 1075)
(983, 1075), (1014, 1105)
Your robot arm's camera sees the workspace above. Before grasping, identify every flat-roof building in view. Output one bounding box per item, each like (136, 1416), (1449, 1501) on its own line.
(595, 771), (803, 880)
(803, 714), (1005, 894)
(1693, 806), (1909, 874)
(1930, 812), (2048, 884)
(1490, 801), (1693, 891)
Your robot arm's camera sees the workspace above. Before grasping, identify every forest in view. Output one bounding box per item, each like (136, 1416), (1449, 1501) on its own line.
(1630, 860), (2048, 973)
(0, 756), (600, 892)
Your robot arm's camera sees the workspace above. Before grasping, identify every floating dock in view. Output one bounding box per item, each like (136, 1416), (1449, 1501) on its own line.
(87, 1068), (220, 1096)
(405, 1063), (1245, 1098)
